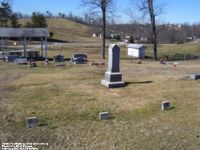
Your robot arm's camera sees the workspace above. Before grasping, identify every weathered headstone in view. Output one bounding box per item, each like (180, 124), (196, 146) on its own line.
(70, 53), (87, 64)
(161, 101), (170, 111)
(99, 112), (110, 120)
(101, 44), (125, 88)
(191, 73), (200, 80)
(53, 55), (64, 62)
(26, 117), (38, 128)
(14, 58), (28, 65)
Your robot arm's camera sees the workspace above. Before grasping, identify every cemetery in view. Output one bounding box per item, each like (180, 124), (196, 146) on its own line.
(0, 1), (200, 149)
(0, 41), (200, 149)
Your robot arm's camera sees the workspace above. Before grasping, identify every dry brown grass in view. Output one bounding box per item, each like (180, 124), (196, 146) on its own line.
(0, 45), (200, 149)
(20, 18), (101, 42)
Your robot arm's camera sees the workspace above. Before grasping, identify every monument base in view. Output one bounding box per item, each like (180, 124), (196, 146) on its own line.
(105, 71), (122, 82)
(101, 79), (125, 88)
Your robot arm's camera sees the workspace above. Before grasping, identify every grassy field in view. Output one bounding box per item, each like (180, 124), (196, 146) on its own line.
(20, 18), (101, 42)
(46, 42), (200, 61)
(154, 43), (200, 60)
(0, 43), (200, 149)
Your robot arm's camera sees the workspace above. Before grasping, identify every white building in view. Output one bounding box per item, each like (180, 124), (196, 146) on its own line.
(127, 44), (146, 59)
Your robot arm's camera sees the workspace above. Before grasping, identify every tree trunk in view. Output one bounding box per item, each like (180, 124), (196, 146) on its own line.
(152, 27), (157, 60)
(5, 18), (8, 27)
(148, 0), (157, 60)
(102, 7), (106, 59)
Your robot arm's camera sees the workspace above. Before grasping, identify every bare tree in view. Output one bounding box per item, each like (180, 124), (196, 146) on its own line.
(148, 0), (157, 60)
(81, 0), (116, 59)
(136, 0), (165, 60)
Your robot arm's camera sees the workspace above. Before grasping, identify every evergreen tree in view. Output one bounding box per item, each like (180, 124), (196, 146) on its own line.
(0, 2), (12, 27)
(11, 13), (21, 27)
(31, 12), (47, 28)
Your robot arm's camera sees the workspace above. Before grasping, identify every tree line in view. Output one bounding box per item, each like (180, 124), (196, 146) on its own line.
(0, 2), (47, 28)
(0, 1), (20, 27)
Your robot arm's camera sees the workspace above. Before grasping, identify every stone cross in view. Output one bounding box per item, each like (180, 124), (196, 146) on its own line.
(101, 44), (125, 88)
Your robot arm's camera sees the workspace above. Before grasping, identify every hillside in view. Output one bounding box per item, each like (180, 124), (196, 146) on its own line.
(20, 18), (101, 42)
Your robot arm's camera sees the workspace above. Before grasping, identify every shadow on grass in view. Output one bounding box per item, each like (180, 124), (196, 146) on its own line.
(109, 116), (115, 120)
(125, 81), (154, 86)
(169, 107), (175, 110)
(97, 116), (115, 121)
(38, 123), (48, 127)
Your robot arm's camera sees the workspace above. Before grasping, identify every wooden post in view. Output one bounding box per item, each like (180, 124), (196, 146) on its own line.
(41, 38), (44, 57)
(44, 37), (48, 59)
(1, 38), (5, 59)
(23, 37), (27, 58)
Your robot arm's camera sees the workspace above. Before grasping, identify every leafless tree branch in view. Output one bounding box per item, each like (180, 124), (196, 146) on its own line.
(135, 0), (167, 60)
(81, 0), (117, 59)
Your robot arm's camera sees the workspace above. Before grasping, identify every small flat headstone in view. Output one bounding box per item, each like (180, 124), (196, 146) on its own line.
(161, 101), (170, 111)
(191, 73), (200, 80)
(26, 117), (38, 128)
(99, 112), (110, 120)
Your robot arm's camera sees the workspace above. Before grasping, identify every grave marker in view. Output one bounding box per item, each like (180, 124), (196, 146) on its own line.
(161, 101), (170, 111)
(101, 44), (125, 88)
(99, 112), (110, 120)
(191, 73), (200, 80)
(70, 53), (87, 64)
(26, 117), (38, 128)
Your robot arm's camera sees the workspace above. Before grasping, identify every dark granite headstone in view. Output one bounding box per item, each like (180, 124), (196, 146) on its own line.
(70, 53), (87, 64)
(26, 117), (38, 128)
(54, 55), (64, 62)
(191, 73), (200, 80)
(161, 101), (170, 111)
(99, 112), (110, 120)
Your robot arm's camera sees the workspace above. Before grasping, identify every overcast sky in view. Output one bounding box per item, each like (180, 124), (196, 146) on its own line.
(10, 0), (200, 24)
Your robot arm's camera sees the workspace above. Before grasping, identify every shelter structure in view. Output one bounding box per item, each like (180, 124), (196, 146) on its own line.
(127, 44), (146, 59)
(0, 28), (49, 59)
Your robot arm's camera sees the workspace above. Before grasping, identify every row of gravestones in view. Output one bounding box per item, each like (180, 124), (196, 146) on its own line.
(26, 101), (171, 128)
